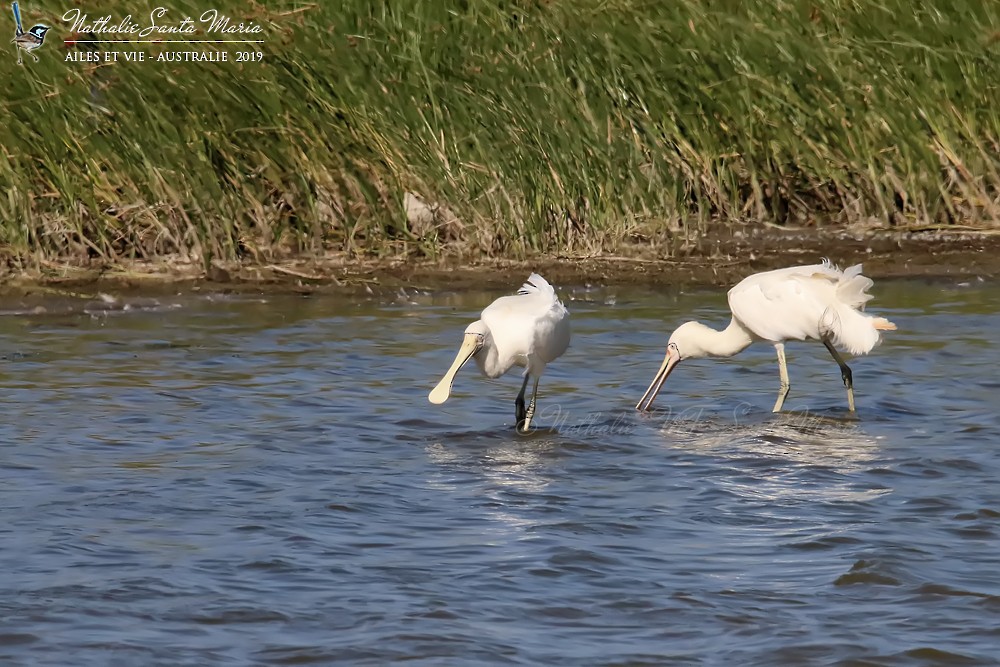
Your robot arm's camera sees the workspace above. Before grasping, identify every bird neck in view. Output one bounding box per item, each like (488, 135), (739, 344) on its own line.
(697, 318), (755, 358)
(473, 334), (506, 378)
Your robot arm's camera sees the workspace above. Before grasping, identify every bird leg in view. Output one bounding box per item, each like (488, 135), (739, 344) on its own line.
(822, 338), (855, 412)
(514, 374), (529, 427)
(518, 377), (541, 433)
(772, 343), (791, 413)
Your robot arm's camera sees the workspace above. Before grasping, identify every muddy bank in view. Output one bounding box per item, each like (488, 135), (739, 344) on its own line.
(3, 228), (998, 299)
(381, 228), (1000, 292)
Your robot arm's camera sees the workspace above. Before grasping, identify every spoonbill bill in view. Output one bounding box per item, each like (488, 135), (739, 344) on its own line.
(636, 260), (896, 413)
(429, 273), (570, 432)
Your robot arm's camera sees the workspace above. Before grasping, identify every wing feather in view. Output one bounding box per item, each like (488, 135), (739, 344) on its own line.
(481, 274), (570, 372)
(727, 261), (888, 353)
(728, 263), (845, 342)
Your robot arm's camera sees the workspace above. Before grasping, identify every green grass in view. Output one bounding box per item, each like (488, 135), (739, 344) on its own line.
(2, 0), (998, 269)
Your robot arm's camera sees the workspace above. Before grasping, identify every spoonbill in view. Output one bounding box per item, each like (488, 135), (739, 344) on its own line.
(636, 260), (897, 413)
(429, 273), (570, 432)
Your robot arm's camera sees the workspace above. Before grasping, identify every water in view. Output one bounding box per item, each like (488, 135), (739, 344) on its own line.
(1, 279), (999, 666)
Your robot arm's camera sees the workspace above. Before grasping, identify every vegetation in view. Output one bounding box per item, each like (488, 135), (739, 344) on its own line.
(2, 0), (999, 269)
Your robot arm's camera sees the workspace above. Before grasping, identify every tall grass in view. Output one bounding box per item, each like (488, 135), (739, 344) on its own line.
(1, 0), (998, 268)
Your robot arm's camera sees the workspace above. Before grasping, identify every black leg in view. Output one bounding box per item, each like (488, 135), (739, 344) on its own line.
(514, 374), (529, 428)
(822, 338), (855, 412)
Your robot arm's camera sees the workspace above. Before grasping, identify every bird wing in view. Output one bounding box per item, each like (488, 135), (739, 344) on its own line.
(727, 263), (836, 343)
(833, 263), (875, 309)
(481, 274), (570, 372)
(728, 260), (886, 353)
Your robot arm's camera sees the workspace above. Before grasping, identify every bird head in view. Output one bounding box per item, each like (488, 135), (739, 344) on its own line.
(635, 320), (710, 412)
(428, 321), (488, 405)
(28, 24), (49, 40)
(666, 321), (716, 360)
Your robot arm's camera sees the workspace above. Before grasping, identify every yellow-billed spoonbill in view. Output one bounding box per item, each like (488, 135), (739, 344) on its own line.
(429, 273), (570, 432)
(636, 260), (897, 413)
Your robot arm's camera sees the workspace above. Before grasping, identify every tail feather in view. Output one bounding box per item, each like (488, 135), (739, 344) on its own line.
(836, 264), (875, 309)
(517, 272), (554, 296)
(818, 262), (897, 355)
(823, 309), (896, 356)
(12, 1), (23, 33)
(515, 272), (568, 316)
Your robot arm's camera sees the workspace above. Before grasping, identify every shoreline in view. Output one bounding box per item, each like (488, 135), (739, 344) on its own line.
(3, 228), (998, 298)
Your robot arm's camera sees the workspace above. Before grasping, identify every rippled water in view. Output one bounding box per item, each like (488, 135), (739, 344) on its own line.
(1, 278), (998, 665)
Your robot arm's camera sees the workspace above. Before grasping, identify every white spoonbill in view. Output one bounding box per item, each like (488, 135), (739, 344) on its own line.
(636, 260), (897, 413)
(429, 273), (570, 432)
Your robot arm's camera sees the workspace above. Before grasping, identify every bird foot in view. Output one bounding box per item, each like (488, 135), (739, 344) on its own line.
(514, 401), (526, 426)
(516, 401), (536, 433)
(772, 383), (790, 413)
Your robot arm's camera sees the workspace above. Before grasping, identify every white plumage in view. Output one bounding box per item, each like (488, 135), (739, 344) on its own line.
(728, 260), (886, 356)
(429, 273), (570, 432)
(636, 260), (897, 413)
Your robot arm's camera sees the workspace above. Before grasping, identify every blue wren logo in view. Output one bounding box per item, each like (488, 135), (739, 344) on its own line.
(11, 1), (48, 64)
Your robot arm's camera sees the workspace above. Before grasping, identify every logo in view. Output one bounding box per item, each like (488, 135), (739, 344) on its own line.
(11, 1), (48, 64)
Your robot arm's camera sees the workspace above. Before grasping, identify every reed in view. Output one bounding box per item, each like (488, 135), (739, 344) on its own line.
(2, 0), (998, 268)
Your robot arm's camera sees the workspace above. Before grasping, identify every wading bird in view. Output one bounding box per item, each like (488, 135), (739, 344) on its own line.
(429, 273), (570, 432)
(636, 260), (896, 413)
